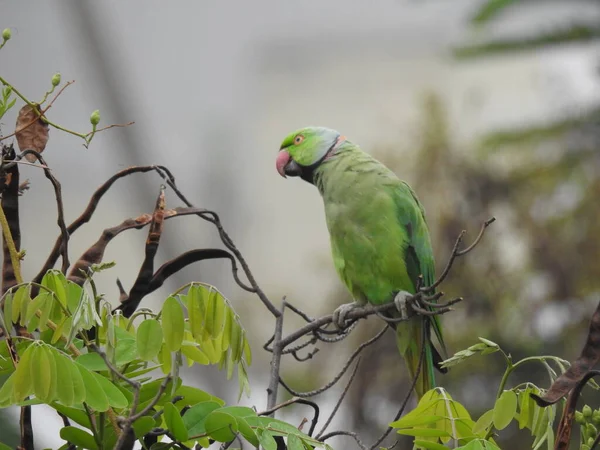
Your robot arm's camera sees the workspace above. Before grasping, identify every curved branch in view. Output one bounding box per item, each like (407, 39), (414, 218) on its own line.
(280, 326), (388, 398)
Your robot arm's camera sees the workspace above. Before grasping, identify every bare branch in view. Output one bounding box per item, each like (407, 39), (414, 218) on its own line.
(423, 217), (495, 292)
(319, 430), (367, 450)
(368, 321), (427, 450)
(280, 326), (388, 398)
(316, 359), (361, 439)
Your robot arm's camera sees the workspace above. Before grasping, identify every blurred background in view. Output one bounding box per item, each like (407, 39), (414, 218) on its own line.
(1, 0), (600, 448)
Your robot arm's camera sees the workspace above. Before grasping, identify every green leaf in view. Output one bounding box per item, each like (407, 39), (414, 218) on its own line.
(162, 296), (184, 352)
(149, 444), (174, 450)
(0, 443), (13, 450)
(493, 390), (517, 430)
(287, 434), (304, 450)
(158, 343), (172, 375)
(67, 355), (86, 404)
(473, 409), (494, 435)
(11, 285), (30, 324)
(205, 410), (238, 442)
(76, 363), (110, 412)
(181, 344), (210, 365)
(50, 403), (92, 430)
(229, 318), (242, 363)
(470, 0), (516, 25)
(187, 285), (206, 341)
(132, 415), (157, 438)
(0, 372), (16, 406)
(217, 406), (258, 446)
(13, 342), (35, 401)
(163, 402), (188, 442)
(25, 292), (49, 325)
(258, 429), (278, 450)
(41, 270), (68, 308)
(183, 401), (222, 437)
(138, 377), (175, 406)
(173, 385), (224, 408)
(31, 345), (55, 402)
(236, 416), (259, 447)
(414, 440), (453, 450)
(137, 319), (163, 360)
(478, 337), (499, 348)
(52, 350), (74, 406)
(221, 306), (232, 351)
(115, 338), (138, 366)
(3, 292), (12, 328)
(91, 371), (128, 409)
(76, 352), (108, 371)
(60, 426), (98, 450)
(397, 428), (451, 438)
(209, 290), (226, 340)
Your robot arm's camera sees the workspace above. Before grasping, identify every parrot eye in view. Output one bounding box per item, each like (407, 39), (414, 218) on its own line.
(294, 135), (304, 145)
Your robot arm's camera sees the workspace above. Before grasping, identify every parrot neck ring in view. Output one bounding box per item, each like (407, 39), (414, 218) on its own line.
(278, 134), (346, 184)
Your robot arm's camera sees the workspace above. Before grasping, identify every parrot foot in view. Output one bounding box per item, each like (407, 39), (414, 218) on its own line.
(393, 291), (414, 320)
(332, 301), (362, 330)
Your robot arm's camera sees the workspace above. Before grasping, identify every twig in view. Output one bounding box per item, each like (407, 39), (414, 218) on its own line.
(280, 326), (388, 398)
(153, 165), (280, 317)
(267, 304), (285, 410)
(33, 165), (166, 284)
(279, 300), (449, 350)
(20, 149), (70, 273)
(0, 204), (22, 284)
(319, 431), (367, 450)
(316, 359), (361, 439)
(90, 344), (172, 450)
(368, 321), (427, 450)
(423, 217), (495, 292)
(0, 81), (75, 142)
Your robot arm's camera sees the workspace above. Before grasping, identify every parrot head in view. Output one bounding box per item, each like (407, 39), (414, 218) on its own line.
(276, 126), (346, 183)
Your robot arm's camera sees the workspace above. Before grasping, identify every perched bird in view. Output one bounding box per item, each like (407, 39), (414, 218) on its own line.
(276, 126), (447, 398)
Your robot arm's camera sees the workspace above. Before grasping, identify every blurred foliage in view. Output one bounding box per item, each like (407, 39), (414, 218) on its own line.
(455, 0), (600, 57)
(290, 0), (600, 444)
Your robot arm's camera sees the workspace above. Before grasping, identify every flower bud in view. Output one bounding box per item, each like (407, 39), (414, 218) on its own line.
(581, 445), (590, 450)
(90, 109), (100, 126)
(584, 405), (593, 418)
(576, 411), (586, 424)
(51, 73), (61, 87)
(2, 28), (11, 41)
(587, 423), (598, 437)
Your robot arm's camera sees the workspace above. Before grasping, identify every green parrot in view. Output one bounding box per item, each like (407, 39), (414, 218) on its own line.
(276, 126), (447, 398)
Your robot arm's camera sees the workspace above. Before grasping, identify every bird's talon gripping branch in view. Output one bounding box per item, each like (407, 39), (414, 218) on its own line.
(393, 290), (413, 320)
(332, 301), (362, 330)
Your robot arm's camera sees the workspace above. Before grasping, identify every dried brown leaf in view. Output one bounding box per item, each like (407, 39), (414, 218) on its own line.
(15, 104), (49, 162)
(532, 299), (600, 407)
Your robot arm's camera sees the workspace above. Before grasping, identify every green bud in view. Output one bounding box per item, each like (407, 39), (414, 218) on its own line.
(90, 109), (100, 126)
(51, 73), (61, 87)
(589, 437), (596, 447)
(593, 410), (600, 425)
(587, 423), (598, 437)
(584, 405), (593, 418)
(576, 411), (586, 424)
(581, 445), (590, 450)
(2, 28), (11, 41)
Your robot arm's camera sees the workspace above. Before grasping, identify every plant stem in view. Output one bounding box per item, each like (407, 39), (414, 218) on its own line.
(0, 204), (22, 284)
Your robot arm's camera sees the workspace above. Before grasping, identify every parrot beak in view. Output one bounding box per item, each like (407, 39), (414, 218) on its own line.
(276, 150), (303, 178)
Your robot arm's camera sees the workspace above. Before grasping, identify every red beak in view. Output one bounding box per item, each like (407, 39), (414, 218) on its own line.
(276, 150), (291, 178)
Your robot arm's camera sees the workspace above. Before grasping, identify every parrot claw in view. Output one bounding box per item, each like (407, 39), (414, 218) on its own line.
(332, 301), (362, 330)
(393, 291), (413, 320)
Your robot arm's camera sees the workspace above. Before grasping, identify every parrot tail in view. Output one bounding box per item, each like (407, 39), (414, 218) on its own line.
(395, 316), (436, 399)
